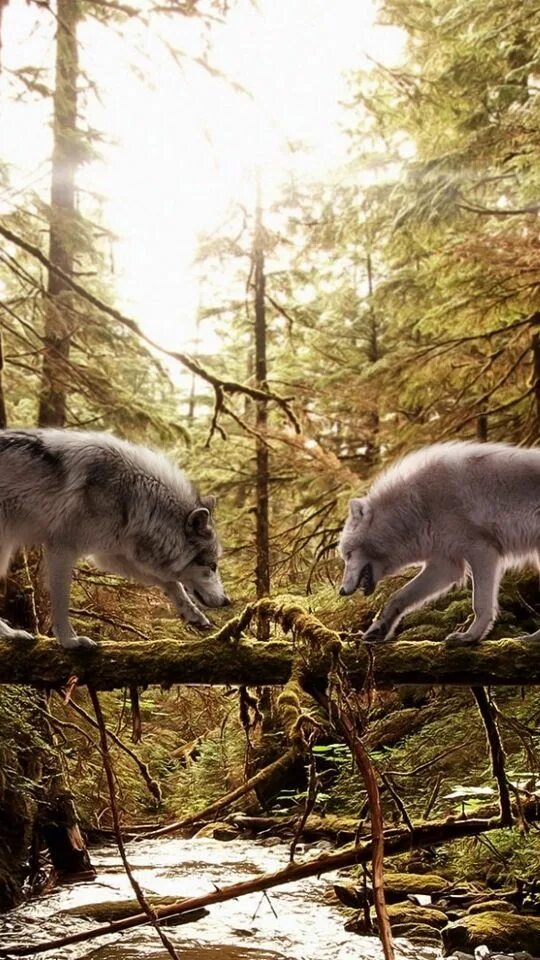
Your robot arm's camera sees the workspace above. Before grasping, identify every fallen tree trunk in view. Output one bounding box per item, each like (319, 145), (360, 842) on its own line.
(3, 800), (539, 957)
(140, 746), (301, 839)
(1, 627), (539, 689)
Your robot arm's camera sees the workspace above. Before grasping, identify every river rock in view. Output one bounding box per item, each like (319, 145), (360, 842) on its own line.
(334, 871), (450, 908)
(467, 901), (517, 915)
(442, 912), (540, 954)
(193, 821), (238, 840)
(372, 901), (449, 930)
(392, 921), (442, 944)
(61, 898), (208, 925)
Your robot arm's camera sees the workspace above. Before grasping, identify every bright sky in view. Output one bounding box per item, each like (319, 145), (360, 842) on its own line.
(2, 0), (403, 356)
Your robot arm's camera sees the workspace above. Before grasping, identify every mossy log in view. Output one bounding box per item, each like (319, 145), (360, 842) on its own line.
(0, 597), (539, 689)
(1, 634), (540, 689)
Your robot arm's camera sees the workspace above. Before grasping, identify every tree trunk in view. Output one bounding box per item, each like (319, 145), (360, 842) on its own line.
(253, 171), (270, 639)
(531, 331), (540, 441)
(38, 0), (80, 428)
(0, 330), (7, 430)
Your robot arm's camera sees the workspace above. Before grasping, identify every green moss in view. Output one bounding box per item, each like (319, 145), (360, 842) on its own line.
(442, 911), (540, 954)
(371, 902), (448, 930)
(467, 900), (516, 914)
(382, 872), (450, 896)
(392, 922), (442, 943)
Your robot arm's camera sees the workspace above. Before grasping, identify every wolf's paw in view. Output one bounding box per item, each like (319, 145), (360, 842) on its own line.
(363, 620), (388, 643)
(445, 630), (480, 646)
(11, 628), (34, 642)
(60, 635), (98, 650)
(190, 617), (214, 632)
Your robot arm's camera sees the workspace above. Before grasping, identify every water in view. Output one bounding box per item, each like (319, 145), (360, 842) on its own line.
(0, 837), (440, 959)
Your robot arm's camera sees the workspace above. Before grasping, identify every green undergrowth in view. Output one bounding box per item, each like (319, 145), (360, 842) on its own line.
(0, 687), (53, 909)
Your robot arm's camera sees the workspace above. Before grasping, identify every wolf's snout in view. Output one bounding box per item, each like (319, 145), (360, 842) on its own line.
(221, 595), (232, 606)
(339, 586), (350, 596)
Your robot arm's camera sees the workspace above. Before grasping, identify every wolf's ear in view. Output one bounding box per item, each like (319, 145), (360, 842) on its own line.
(186, 507), (212, 537)
(200, 494), (217, 513)
(348, 497), (372, 522)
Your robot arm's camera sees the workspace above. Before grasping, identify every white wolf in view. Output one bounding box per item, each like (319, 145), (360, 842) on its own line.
(0, 429), (230, 648)
(338, 441), (540, 643)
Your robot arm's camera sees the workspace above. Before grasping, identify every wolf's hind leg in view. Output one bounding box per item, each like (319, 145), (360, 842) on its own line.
(364, 558), (464, 642)
(0, 542), (33, 640)
(45, 547), (97, 649)
(445, 547), (502, 644)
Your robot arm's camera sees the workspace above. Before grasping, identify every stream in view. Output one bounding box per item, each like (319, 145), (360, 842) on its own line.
(0, 837), (440, 960)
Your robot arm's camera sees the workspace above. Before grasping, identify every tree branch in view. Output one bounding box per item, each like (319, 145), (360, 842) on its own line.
(0, 224), (300, 433)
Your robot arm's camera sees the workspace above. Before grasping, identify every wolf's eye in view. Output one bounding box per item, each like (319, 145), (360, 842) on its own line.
(209, 562), (217, 572)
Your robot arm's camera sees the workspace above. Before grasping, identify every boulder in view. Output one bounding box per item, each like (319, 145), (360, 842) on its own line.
(62, 898), (208, 925)
(467, 900), (517, 915)
(193, 821), (238, 840)
(392, 921), (442, 944)
(334, 871), (450, 908)
(442, 912), (540, 955)
(372, 901), (448, 930)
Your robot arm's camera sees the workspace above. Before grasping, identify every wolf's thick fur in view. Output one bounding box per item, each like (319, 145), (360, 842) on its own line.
(0, 429), (230, 648)
(338, 441), (540, 643)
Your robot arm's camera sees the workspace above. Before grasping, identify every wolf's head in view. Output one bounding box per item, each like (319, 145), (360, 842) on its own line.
(179, 495), (231, 609)
(338, 497), (397, 598)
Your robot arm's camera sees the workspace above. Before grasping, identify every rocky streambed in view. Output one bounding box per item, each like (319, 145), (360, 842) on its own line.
(334, 868), (540, 956)
(0, 833), (539, 959)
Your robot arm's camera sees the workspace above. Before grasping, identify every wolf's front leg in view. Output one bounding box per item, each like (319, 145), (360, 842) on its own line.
(162, 581), (212, 631)
(445, 549), (502, 644)
(0, 618), (33, 642)
(45, 547), (97, 649)
(364, 559), (464, 642)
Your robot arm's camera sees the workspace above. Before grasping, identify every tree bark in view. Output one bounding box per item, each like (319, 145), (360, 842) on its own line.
(38, 0), (80, 427)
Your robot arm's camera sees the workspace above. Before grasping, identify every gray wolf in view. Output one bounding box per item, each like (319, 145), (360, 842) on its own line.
(0, 428), (230, 648)
(338, 441), (540, 643)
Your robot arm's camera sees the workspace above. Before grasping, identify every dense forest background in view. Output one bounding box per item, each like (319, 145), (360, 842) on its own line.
(1, 0), (540, 933)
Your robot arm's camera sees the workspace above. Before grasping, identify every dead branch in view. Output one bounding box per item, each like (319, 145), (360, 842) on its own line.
(58, 693), (161, 801)
(470, 686), (513, 827)
(309, 666), (394, 960)
(87, 688), (179, 960)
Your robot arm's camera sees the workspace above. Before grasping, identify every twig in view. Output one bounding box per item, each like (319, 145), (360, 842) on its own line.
(87, 688), (179, 959)
(58, 692), (161, 801)
(423, 772), (443, 820)
(289, 740), (318, 862)
(380, 772), (414, 832)
(470, 686), (513, 827)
